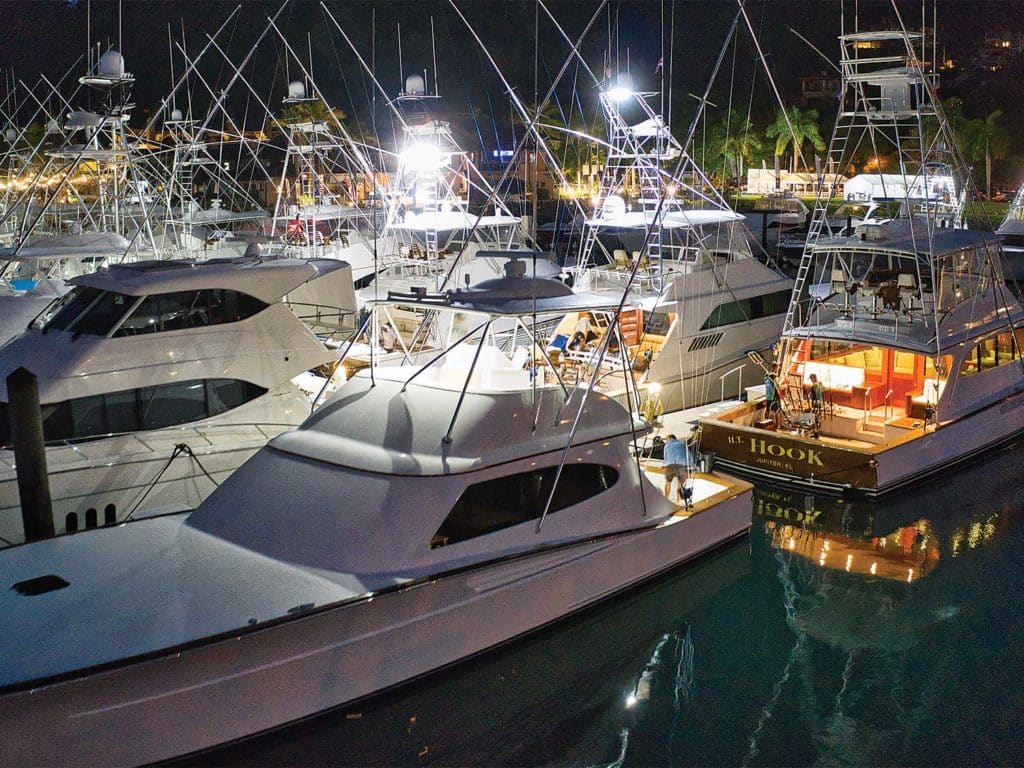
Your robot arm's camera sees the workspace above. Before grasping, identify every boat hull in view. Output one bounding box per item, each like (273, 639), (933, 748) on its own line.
(0, 476), (751, 766)
(700, 390), (1024, 496)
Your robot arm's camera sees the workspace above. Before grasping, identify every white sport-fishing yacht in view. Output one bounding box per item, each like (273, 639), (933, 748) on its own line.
(566, 81), (793, 413)
(0, 51), (161, 343)
(150, 107), (272, 261)
(0, 231), (134, 345)
(358, 74), (559, 306)
(0, 270), (751, 765)
(699, 30), (1024, 496)
(0, 255), (354, 546)
(267, 80), (391, 287)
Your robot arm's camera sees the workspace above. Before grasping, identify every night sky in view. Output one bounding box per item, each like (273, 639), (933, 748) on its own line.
(2, 1), (1023, 152)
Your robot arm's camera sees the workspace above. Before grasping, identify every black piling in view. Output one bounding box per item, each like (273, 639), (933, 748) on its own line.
(7, 367), (54, 541)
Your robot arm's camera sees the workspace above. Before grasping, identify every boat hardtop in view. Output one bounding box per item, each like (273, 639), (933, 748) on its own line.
(381, 261), (619, 316)
(68, 256), (350, 303)
(286, 203), (361, 222)
(389, 210), (521, 232)
(586, 207), (745, 230)
(0, 231), (134, 259)
(788, 299), (1024, 355)
(273, 372), (643, 476)
(814, 219), (999, 255)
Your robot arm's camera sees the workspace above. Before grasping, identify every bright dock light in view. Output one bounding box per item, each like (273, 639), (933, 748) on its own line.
(401, 141), (444, 172)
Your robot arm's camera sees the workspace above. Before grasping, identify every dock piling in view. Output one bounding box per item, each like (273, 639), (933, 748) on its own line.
(7, 367), (55, 541)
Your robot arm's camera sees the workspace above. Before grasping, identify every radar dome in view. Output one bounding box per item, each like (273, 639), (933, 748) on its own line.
(244, 241), (263, 258)
(98, 50), (126, 78)
(405, 74), (426, 96)
(3, 128), (16, 143)
(169, 108), (184, 122)
(287, 80), (306, 100)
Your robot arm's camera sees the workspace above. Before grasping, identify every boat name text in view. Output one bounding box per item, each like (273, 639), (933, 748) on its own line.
(746, 437), (824, 466)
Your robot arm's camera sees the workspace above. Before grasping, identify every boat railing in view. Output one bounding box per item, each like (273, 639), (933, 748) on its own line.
(861, 385), (873, 428)
(884, 388), (894, 422)
(719, 363), (746, 403)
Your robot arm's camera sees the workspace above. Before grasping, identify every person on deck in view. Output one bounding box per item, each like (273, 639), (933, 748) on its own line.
(764, 372), (783, 429)
(574, 313), (597, 343)
(809, 373), (826, 432)
(662, 434), (692, 503)
(379, 323), (397, 353)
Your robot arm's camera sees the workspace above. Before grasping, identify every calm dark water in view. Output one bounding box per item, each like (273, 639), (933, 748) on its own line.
(200, 441), (1024, 767)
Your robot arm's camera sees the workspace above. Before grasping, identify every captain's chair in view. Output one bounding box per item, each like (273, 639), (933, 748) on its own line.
(830, 268), (847, 295)
(897, 272), (918, 311)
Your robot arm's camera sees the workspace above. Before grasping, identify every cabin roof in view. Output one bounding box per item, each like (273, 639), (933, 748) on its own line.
(814, 223), (998, 257)
(70, 256), (349, 302)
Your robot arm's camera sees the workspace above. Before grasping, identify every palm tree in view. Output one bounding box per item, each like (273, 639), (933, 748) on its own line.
(520, 100), (603, 191)
(718, 118), (763, 184)
(764, 106), (826, 173)
(279, 98), (347, 128)
(962, 109), (1010, 200)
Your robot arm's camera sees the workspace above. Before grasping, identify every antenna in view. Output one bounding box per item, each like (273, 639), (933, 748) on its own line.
(168, 25), (175, 110)
(431, 16), (439, 96)
(397, 22), (404, 89)
(308, 31), (314, 87)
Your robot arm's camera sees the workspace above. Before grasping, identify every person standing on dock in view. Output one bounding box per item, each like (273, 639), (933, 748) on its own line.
(662, 434), (692, 503)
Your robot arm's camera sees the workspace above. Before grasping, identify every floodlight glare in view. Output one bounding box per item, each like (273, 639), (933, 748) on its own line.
(606, 85), (633, 102)
(401, 141), (445, 172)
(648, 382), (662, 395)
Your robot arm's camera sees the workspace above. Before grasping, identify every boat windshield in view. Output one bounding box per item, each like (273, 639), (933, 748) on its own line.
(38, 287), (135, 336)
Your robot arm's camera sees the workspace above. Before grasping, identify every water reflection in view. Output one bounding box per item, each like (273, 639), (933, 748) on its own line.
(194, 442), (1024, 767)
(740, 441), (1024, 767)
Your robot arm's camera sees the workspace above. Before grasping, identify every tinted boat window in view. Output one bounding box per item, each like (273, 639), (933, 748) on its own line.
(961, 331), (1022, 375)
(139, 380), (208, 429)
(700, 289), (791, 331)
(206, 378), (263, 416)
(0, 378), (268, 447)
(71, 291), (134, 336)
(103, 388), (141, 434)
(69, 394), (108, 438)
(114, 289), (266, 336)
(432, 463), (620, 548)
(40, 286), (103, 332)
